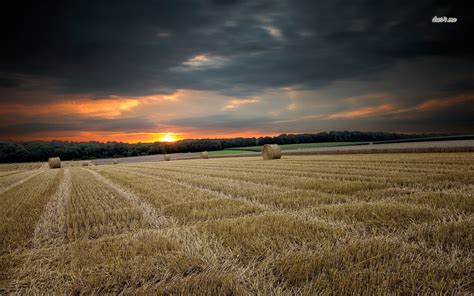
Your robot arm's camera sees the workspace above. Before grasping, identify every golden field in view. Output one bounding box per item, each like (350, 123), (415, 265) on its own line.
(0, 153), (473, 294)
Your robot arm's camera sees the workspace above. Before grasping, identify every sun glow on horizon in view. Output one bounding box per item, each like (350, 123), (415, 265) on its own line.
(158, 132), (179, 142)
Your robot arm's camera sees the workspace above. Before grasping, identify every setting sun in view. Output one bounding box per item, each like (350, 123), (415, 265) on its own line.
(158, 132), (178, 142)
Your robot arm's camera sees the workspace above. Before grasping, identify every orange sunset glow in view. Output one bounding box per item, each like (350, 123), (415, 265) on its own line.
(157, 133), (179, 142)
(1, 87), (473, 143)
(3, 130), (283, 143)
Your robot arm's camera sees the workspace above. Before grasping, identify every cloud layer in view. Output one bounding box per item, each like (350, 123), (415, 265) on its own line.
(0, 0), (473, 141)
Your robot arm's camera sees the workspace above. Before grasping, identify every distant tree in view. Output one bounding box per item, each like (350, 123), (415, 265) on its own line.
(0, 131), (452, 163)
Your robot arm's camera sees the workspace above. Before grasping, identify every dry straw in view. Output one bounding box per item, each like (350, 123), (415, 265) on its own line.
(164, 154), (171, 161)
(262, 144), (282, 160)
(201, 151), (209, 159)
(48, 157), (61, 169)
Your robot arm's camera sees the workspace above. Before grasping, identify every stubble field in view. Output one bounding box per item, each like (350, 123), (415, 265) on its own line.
(0, 153), (473, 294)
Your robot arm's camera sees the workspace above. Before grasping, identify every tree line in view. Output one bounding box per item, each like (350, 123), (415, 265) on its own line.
(0, 131), (447, 163)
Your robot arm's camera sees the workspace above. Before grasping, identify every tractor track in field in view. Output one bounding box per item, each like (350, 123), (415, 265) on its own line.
(33, 169), (71, 248)
(0, 169), (46, 196)
(84, 168), (175, 229)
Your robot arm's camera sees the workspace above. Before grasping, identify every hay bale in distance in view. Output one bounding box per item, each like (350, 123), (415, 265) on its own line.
(164, 154), (171, 161)
(48, 157), (61, 169)
(201, 151), (209, 159)
(81, 162), (89, 166)
(113, 160), (118, 164)
(262, 144), (282, 160)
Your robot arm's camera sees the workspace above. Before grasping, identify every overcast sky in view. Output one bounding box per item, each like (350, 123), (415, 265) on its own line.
(0, 0), (473, 142)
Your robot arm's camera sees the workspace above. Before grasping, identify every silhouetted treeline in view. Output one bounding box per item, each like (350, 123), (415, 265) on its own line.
(150, 131), (447, 154)
(0, 141), (151, 163)
(0, 131), (449, 163)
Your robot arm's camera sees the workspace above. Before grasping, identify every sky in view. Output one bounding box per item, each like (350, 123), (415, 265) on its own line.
(0, 0), (473, 143)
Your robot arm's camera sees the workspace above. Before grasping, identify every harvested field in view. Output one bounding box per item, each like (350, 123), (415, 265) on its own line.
(0, 163), (44, 172)
(85, 139), (474, 165)
(286, 139), (474, 154)
(0, 153), (473, 294)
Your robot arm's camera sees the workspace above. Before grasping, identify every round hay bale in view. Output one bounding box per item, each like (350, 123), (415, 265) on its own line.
(48, 157), (61, 169)
(81, 162), (89, 166)
(262, 144), (281, 160)
(201, 151), (209, 159)
(164, 154), (171, 161)
(113, 160), (118, 164)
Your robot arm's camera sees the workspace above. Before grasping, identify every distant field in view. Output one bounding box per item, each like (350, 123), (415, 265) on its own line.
(212, 141), (368, 154)
(0, 153), (472, 294)
(209, 149), (253, 155)
(373, 134), (474, 144)
(211, 135), (474, 155)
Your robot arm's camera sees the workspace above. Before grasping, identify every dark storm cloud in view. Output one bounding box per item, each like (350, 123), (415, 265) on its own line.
(0, 76), (21, 88)
(443, 80), (474, 92)
(0, 0), (472, 99)
(166, 114), (276, 131)
(355, 102), (474, 133)
(0, 116), (156, 136)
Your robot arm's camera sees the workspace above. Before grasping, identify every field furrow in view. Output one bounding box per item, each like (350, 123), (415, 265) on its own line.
(0, 170), (61, 254)
(167, 162), (470, 184)
(154, 157), (470, 174)
(305, 201), (444, 234)
(32, 169), (72, 247)
(129, 164), (389, 193)
(0, 163), (44, 172)
(0, 170), (61, 289)
(64, 168), (151, 241)
(0, 169), (45, 195)
(92, 167), (265, 224)
(129, 155), (471, 190)
(107, 165), (352, 210)
(10, 230), (214, 294)
(85, 168), (171, 228)
(123, 164), (448, 210)
(0, 170), (25, 178)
